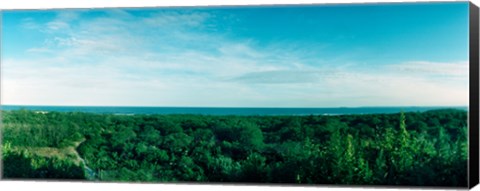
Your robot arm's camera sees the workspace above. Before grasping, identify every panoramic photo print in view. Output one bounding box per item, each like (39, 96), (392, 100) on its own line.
(1, 1), (471, 187)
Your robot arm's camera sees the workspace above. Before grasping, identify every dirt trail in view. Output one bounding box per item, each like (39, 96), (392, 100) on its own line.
(13, 138), (97, 180)
(71, 138), (97, 180)
(70, 138), (86, 165)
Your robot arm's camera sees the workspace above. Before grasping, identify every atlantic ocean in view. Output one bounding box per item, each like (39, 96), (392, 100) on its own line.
(0, 105), (467, 116)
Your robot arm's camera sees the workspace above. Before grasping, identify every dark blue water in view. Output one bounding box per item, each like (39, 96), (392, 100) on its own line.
(0, 105), (467, 116)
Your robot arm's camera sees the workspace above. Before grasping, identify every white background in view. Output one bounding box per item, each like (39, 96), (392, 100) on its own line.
(0, 0), (479, 191)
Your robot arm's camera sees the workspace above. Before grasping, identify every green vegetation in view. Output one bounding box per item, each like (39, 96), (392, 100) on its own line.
(1, 109), (468, 186)
(2, 141), (85, 180)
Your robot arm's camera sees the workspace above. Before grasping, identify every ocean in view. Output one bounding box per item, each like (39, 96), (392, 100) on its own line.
(0, 105), (468, 116)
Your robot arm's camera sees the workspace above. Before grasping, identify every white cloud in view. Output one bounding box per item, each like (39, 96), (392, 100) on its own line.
(387, 61), (468, 78)
(225, 59), (469, 107)
(21, 18), (40, 29)
(3, 10), (469, 107)
(231, 70), (335, 84)
(46, 21), (70, 31)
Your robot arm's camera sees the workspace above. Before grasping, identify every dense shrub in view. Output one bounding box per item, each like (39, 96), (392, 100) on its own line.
(1, 109), (468, 187)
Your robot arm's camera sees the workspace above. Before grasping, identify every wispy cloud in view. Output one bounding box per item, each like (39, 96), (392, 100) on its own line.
(387, 61), (468, 80)
(21, 18), (40, 29)
(2, 9), (469, 107)
(231, 70), (338, 84)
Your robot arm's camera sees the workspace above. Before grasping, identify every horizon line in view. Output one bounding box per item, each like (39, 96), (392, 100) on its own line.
(0, 104), (469, 109)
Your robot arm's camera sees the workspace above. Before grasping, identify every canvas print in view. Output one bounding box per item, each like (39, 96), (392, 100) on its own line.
(0, 1), (473, 187)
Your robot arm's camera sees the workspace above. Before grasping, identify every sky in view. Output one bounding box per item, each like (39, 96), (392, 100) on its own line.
(0, 2), (470, 107)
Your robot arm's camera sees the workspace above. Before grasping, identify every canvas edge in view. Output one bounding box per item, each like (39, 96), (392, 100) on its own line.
(469, 1), (480, 189)
(0, 2), (476, 189)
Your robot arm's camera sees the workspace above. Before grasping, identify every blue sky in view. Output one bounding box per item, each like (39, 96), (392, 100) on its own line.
(1, 2), (470, 107)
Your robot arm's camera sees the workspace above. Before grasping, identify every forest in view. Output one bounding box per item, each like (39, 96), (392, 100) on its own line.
(1, 108), (468, 187)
